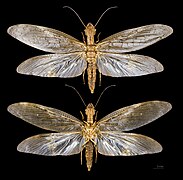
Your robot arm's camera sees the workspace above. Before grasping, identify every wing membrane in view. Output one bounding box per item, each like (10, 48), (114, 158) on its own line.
(7, 24), (86, 53)
(17, 53), (87, 77)
(17, 133), (84, 156)
(98, 101), (172, 132)
(97, 53), (163, 77)
(8, 102), (82, 132)
(97, 24), (173, 53)
(97, 132), (162, 156)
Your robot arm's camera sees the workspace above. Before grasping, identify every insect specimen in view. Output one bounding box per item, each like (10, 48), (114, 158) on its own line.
(8, 96), (172, 171)
(7, 6), (173, 93)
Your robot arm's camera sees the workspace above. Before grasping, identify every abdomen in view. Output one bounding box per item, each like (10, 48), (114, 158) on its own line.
(87, 62), (97, 93)
(85, 141), (94, 171)
(86, 45), (97, 93)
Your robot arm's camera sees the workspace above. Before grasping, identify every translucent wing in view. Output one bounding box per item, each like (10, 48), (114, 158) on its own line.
(17, 133), (84, 156)
(98, 101), (172, 132)
(96, 24), (173, 53)
(7, 24), (86, 53)
(97, 53), (163, 77)
(97, 132), (162, 156)
(17, 53), (87, 77)
(8, 102), (82, 132)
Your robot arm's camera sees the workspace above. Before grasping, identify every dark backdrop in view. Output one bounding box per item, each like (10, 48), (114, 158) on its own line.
(1, 0), (180, 178)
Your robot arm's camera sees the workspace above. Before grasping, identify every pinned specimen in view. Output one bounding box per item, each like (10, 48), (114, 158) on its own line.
(8, 99), (171, 171)
(7, 6), (173, 93)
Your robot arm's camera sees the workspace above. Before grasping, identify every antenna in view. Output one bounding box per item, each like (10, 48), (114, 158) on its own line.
(95, 85), (116, 108)
(65, 84), (86, 107)
(63, 6), (86, 27)
(95, 6), (118, 27)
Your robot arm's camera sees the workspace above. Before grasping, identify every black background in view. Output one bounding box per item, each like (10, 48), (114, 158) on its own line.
(1, 0), (180, 178)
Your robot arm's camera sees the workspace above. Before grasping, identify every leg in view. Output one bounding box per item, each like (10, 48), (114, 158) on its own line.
(82, 139), (89, 148)
(80, 141), (88, 165)
(96, 32), (101, 43)
(95, 111), (98, 121)
(82, 70), (85, 84)
(81, 32), (86, 44)
(80, 150), (83, 165)
(99, 72), (102, 86)
(80, 111), (84, 121)
(95, 146), (98, 163)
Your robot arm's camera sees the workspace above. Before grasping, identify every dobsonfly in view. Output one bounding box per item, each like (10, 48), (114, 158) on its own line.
(7, 6), (173, 93)
(7, 85), (172, 171)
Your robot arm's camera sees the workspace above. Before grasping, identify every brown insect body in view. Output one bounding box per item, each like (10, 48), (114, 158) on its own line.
(84, 23), (97, 93)
(82, 103), (97, 171)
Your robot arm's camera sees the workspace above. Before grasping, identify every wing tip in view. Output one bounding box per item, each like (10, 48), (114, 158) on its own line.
(158, 144), (163, 153)
(16, 63), (34, 76)
(158, 101), (172, 113)
(17, 140), (30, 154)
(155, 24), (173, 39)
(16, 64), (25, 74)
(17, 143), (23, 152)
(164, 101), (172, 111)
(7, 103), (17, 114)
(7, 25), (15, 35)
(7, 102), (29, 115)
(7, 26), (12, 35)
(162, 24), (173, 38)
(155, 61), (164, 73)
(7, 24), (22, 36)
(150, 100), (172, 117)
(153, 141), (163, 153)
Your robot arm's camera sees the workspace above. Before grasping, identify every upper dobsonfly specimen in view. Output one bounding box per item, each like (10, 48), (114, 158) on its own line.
(7, 6), (173, 93)
(8, 97), (172, 171)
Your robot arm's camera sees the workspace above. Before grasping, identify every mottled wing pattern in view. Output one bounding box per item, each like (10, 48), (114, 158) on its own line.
(98, 101), (172, 132)
(96, 24), (173, 53)
(17, 53), (87, 77)
(17, 133), (84, 156)
(97, 132), (162, 156)
(97, 54), (163, 77)
(8, 102), (82, 132)
(7, 24), (86, 53)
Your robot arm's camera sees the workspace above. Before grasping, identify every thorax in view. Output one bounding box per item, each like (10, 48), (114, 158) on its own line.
(82, 122), (98, 140)
(82, 103), (98, 140)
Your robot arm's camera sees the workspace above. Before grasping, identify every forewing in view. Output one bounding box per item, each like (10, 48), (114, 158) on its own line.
(17, 53), (87, 77)
(97, 132), (162, 156)
(97, 24), (173, 53)
(7, 24), (86, 53)
(98, 101), (172, 132)
(8, 102), (82, 132)
(97, 53), (163, 77)
(17, 133), (84, 156)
